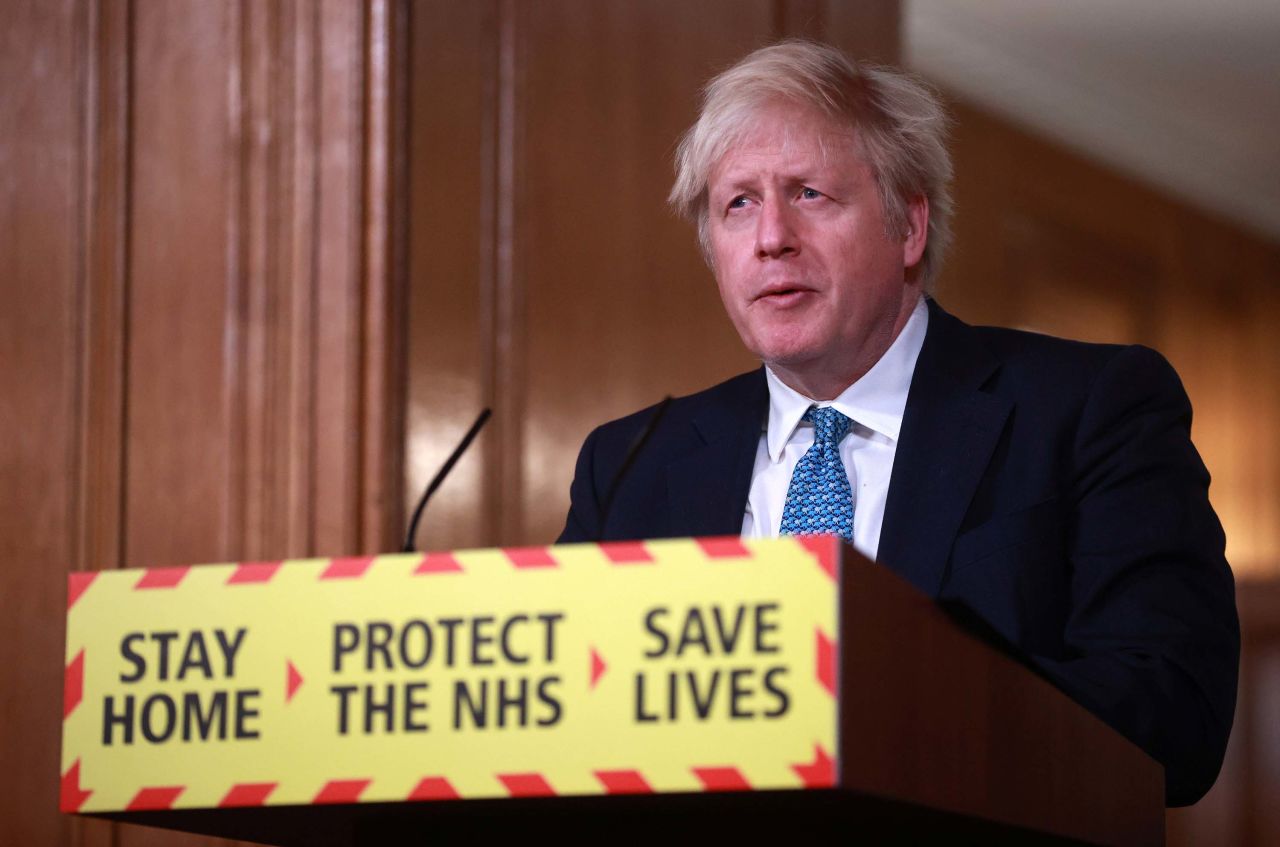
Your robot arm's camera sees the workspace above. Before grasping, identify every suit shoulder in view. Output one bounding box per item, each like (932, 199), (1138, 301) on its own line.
(583, 368), (764, 449)
(972, 323), (1124, 365)
(968, 324), (1180, 392)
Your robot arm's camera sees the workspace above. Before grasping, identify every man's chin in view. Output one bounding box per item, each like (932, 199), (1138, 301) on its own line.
(756, 347), (827, 375)
(748, 326), (823, 358)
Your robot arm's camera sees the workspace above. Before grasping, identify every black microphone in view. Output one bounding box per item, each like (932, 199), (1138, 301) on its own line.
(595, 396), (673, 542)
(402, 408), (492, 553)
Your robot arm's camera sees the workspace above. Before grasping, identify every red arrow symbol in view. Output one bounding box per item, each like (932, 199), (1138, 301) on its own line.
(286, 660), (304, 702)
(589, 647), (607, 689)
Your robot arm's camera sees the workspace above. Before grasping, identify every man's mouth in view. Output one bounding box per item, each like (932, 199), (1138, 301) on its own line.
(752, 285), (814, 305)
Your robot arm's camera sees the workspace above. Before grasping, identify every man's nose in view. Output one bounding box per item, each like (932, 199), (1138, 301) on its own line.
(755, 195), (798, 259)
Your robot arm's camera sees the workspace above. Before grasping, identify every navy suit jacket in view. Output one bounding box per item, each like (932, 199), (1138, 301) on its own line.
(559, 299), (1239, 806)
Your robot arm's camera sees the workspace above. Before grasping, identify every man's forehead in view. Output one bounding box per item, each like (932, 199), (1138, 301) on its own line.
(709, 108), (864, 186)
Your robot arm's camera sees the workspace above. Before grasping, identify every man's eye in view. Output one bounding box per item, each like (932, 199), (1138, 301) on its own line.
(727, 195), (749, 210)
(800, 187), (822, 200)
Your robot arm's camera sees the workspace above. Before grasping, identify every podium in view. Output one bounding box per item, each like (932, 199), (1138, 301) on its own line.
(62, 538), (1162, 845)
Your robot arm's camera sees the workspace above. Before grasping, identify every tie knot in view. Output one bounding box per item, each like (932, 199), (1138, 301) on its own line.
(803, 405), (852, 445)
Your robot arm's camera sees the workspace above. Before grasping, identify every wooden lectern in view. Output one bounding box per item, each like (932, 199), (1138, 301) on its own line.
(65, 539), (1163, 845)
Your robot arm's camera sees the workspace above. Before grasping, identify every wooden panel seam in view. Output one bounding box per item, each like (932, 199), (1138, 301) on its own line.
(74, 0), (131, 576)
(286, 0), (319, 557)
(494, 0), (523, 545)
(358, 0), (408, 554)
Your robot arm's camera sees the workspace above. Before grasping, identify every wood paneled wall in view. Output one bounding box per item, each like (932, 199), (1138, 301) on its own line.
(1, 1), (405, 844)
(404, 0), (900, 552)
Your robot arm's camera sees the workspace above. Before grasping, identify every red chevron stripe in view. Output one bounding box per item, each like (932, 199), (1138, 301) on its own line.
(219, 782), (278, 807)
(791, 744), (836, 788)
(696, 537), (751, 558)
(67, 572), (97, 610)
(63, 649), (84, 719)
(498, 773), (556, 797)
(796, 534), (839, 580)
(320, 557), (375, 580)
(692, 767), (751, 791)
(598, 541), (653, 564)
(504, 547), (558, 568)
(134, 566), (190, 589)
(594, 769), (653, 794)
(127, 786), (185, 811)
(227, 561), (282, 585)
(414, 552), (463, 574)
(407, 776), (460, 801)
(313, 779), (370, 804)
(817, 629), (836, 696)
(59, 760), (92, 812)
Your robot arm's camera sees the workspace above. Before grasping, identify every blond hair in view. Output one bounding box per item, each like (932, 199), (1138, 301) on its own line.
(670, 40), (954, 289)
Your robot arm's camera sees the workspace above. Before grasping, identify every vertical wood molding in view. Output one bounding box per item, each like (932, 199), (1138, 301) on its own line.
(361, 0), (393, 549)
(239, 0), (300, 563)
(230, 0), (407, 560)
(493, 0), (524, 545)
(298, 0), (406, 557)
(311, 0), (363, 557)
(359, 0), (408, 554)
(75, 0), (131, 576)
(74, 2), (131, 844)
(284, 0), (320, 556)
(238, 0), (269, 559)
(223, 0), (249, 560)
(477, 0), (502, 545)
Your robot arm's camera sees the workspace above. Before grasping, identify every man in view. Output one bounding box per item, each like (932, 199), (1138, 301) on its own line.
(558, 40), (1238, 807)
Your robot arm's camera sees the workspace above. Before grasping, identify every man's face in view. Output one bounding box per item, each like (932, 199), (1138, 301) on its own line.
(705, 101), (926, 398)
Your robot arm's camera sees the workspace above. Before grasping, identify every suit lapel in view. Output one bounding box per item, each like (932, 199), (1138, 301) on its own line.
(665, 369), (767, 537)
(879, 300), (1011, 597)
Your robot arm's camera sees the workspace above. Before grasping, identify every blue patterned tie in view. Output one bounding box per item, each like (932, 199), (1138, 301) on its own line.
(779, 406), (854, 542)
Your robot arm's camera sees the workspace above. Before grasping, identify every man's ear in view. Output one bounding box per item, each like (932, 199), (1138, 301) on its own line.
(902, 194), (929, 269)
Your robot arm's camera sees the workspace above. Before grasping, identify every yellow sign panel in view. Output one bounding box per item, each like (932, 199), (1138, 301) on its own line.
(62, 536), (839, 813)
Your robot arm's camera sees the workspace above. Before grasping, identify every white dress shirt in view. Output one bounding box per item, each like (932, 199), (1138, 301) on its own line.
(741, 296), (929, 561)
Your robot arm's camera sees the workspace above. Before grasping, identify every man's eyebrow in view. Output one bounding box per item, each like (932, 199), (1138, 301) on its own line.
(709, 174), (758, 196)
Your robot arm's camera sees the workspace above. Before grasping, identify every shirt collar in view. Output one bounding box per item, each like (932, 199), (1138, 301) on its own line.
(764, 295), (929, 462)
